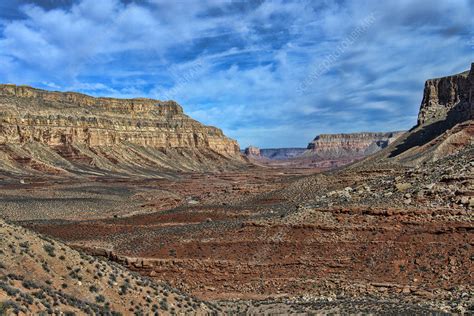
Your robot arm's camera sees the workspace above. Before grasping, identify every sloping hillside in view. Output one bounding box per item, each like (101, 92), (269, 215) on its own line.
(0, 219), (218, 315)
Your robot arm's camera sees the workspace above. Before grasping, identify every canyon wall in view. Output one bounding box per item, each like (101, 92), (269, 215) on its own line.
(417, 63), (473, 126)
(306, 132), (404, 159)
(243, 131), (404, 168)
(360, 63), (474, 166)
(0, 84), (243, 177)
(259, 148), (307, 160)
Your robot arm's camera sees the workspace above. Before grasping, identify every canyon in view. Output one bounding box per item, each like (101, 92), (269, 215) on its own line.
(244, 131), (404, 168)
(0, 63), (473, 314)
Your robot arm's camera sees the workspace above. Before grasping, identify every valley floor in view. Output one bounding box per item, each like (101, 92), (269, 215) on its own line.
(0, 150), (472, 314)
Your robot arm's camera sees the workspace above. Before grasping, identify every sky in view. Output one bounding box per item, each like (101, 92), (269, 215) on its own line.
(0, 0), (472, 148)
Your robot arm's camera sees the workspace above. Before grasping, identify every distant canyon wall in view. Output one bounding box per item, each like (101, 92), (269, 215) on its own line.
(244, 131), (404, 165)
(307, 131), (404, 159)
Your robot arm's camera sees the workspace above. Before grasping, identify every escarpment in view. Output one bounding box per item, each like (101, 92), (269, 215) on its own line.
(306, 132), (404, 159)
(358, 63), (474, 166)
(0, 84), (243, 177)
(417, 63), (473, 126)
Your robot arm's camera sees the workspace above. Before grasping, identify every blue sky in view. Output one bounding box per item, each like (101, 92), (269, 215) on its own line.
(0, 0), (472, 148)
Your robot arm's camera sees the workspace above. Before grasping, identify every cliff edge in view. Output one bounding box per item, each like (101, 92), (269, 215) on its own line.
(0, 85), (243, 177)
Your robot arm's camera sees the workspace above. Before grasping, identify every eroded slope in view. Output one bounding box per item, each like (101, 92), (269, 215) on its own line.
(0, 219), (218, 315)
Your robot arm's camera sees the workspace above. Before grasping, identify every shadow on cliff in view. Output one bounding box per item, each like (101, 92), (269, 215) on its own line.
(388, 100), (472, 158)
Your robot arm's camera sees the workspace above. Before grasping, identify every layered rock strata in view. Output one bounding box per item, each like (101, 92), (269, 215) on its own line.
(417, 63), (474, 126)
(376, 63), (474, 164)
(306, 132), (404, 159)
(0, 84), (243, 176)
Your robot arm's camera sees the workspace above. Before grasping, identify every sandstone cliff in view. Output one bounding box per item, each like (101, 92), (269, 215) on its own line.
(242, 132), (403, 169)
(357, 63), (473, 166)
(306, 132), (404, 159)
(0, 84), (243, 177)
(417, 63), (473, 126)
(244, 146), (261, 157)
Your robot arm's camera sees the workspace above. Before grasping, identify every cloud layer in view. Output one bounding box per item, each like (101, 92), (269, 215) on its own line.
(1, 0), (472, 147)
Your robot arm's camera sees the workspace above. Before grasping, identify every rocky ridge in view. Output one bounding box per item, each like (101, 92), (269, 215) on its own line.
(0, 84), (243, 177)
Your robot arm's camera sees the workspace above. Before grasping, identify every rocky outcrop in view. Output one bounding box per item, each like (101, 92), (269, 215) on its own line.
(417, 63), (473, 126)
(307, 132), (404, 159)
(0, 84), (243, 177)
(244, 146), (261, 157)
(357, 63), (474, 166)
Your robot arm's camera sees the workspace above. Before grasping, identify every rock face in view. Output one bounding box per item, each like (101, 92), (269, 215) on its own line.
(259, 148), (307, 160)
(244, 146), (261, 157)
(307, 132), (404, 159)
(417, 63), (473, 126)
(243, 132), (404, 169)
(376, 63), (474, 165)
(244, 147), (307, 160)
(0, 84), (243, 177)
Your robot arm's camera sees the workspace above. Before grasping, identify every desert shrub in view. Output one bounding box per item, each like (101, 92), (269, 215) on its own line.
(21, 280), (38, 289)
(0, 282), (19, 296)
(69, 270), (82, 281)
(89, 285), (98, 293)
(119, 284), (129, 295)
(41, 262), (50, 273)
(95, 295), (105, 303)
(160, 300), (169, 311)
(33, 290), (46, 300)
(43, 244), (56, 257)
(59, 255), (66, 261)
(7, 244), (15, 254)
(19, 292), (34, 305)
(0, 301), (20, 315)
(109, 273), (117, 283)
